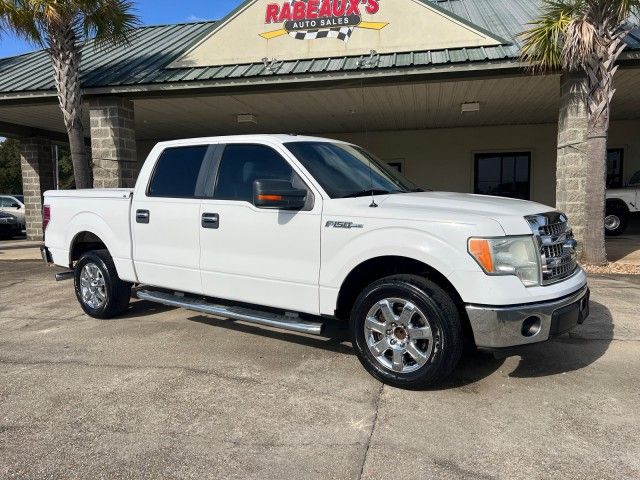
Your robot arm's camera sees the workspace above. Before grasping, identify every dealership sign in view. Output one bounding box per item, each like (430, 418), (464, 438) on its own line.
(261, 0), (388, 42)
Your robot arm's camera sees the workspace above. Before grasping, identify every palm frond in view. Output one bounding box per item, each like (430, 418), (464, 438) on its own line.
(613, 0), (640, 19)
(0, 0), (45, 47)
(519, 0), (588, 72)
(563, 18), (598, 71)
(80, 0), (139, 48)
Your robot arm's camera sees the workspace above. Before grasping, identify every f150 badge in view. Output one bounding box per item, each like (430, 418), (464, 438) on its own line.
(326, 221), (364, 229)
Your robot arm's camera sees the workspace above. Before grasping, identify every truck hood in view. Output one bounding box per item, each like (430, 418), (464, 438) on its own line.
(328, 192), (556, 236)
(379, 192), (552, 217)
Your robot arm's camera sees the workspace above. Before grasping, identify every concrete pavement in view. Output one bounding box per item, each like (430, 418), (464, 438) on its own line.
(0, 258), (639, 479)
(607, 217), (640, 265)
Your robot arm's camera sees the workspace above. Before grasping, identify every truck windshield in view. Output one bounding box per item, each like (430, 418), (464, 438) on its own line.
(285, 142), (419, 199)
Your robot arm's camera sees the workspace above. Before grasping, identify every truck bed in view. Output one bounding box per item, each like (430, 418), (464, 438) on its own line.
(43, 188), (136, 282)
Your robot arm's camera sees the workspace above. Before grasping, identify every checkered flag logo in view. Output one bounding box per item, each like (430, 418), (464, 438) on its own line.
(288, 0), (356, 42)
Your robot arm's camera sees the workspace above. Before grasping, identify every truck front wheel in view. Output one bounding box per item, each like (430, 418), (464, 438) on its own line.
(74, 249), (132, 319)
(350, 275), (463, 389)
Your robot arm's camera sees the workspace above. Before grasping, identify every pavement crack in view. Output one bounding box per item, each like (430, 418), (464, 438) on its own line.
(358, 382), (384, 480)
(0, 357), (262, 385)
(0, 280), (26, 288)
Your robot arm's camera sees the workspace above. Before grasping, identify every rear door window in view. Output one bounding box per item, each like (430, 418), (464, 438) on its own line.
(148, 146), (209, 198)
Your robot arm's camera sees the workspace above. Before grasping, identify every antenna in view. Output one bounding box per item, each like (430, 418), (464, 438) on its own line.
(357, 51), (380, 208)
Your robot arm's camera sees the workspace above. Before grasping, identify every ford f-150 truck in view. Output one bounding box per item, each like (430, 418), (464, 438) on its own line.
(41, 135), (590, 388)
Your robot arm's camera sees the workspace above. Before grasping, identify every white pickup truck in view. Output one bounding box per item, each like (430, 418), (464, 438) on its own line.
(605, 170), (639, 236)
(41, 135), (589, 388)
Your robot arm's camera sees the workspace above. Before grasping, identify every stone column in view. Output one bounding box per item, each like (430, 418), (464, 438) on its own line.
(88, 97), (138, 188)
(18, 137), (54, 241)
(556, 73), (588, 255)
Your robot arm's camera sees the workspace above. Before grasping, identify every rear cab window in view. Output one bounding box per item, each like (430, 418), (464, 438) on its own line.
(147, 145), (210, 198)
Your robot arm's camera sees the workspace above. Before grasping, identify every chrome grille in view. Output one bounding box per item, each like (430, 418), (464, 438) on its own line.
(526, 212), (578, 285)
(539, 222), (565, 236)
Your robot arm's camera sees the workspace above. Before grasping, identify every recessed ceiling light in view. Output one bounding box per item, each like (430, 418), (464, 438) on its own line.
(237, 114), (257, 124)
(461, 102), (480, 114)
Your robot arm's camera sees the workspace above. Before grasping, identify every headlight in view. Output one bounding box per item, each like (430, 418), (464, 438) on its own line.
(468, 236), (540, 287)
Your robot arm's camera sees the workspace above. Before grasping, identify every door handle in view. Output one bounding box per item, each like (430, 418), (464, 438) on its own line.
(136, 209), (150, 224)
(202, 213), (219, 229)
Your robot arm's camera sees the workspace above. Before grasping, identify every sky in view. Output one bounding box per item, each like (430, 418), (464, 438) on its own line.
(0, 0), (245, 58)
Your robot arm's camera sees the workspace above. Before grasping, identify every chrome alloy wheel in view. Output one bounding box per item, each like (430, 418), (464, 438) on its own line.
(604, 214), (621, 231)
(79, 263), (107, 309)
(365, 298), (437, 374)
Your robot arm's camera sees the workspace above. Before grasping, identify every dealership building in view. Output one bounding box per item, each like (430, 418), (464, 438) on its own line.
(0, 0), (639, 240)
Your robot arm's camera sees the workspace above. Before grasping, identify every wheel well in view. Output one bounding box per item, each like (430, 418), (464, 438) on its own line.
(70, 231), (108, 266)
(606, 198), (629, 214)
(335, 256), (471, 338)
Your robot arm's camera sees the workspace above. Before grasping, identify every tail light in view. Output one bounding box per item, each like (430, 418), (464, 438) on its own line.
(43, 205), (51, 231)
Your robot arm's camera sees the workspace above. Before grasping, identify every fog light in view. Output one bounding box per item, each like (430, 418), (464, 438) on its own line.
(521, 316), (541, 337)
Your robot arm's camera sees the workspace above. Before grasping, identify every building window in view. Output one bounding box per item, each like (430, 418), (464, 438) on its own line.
(385, 159), (404, 173)
(607, 148), (624, 189)
(474, 152), (531, 200)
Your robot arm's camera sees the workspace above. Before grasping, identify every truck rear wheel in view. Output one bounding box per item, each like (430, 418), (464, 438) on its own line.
(349, 275), (463, 389)
(74, 249), (132, 319)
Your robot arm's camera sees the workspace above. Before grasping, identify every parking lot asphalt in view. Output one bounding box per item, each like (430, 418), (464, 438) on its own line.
(1, 258), (639, 479)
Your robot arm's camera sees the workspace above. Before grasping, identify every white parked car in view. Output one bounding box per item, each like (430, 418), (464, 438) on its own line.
(606, 170), (639, 235)
(40, 135), (589, 388)
(0, 195), (25, 231)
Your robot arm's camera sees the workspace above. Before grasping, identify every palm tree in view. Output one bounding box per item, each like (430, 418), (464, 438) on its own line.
(0, 0), (138, 189)
(520, 0), (639, 265)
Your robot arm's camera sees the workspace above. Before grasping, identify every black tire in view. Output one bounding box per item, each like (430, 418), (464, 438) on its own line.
(349, 275), (463, 389)
(604, 209), (628, 236)
(74, 249), (131, 319)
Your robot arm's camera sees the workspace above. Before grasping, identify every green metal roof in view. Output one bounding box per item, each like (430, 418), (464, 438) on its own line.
(0, 21), (217, 93)
(0, 0), (637, 95)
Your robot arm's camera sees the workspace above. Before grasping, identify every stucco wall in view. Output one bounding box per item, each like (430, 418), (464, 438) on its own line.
(328, 119), (640, 206)
(171, 0), (502, 68)
(327, 124), (559, 206)
(135, 119), (640, 208)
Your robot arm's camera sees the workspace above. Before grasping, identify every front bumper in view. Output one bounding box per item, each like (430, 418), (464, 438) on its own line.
(0, 221), (20, 233)
(466, 285), (590, 349)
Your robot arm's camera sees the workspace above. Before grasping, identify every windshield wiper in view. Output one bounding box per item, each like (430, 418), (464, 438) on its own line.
(341, 189), (393, 199)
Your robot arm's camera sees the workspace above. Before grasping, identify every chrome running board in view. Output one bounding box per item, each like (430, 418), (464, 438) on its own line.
(136, 289), (324, 336)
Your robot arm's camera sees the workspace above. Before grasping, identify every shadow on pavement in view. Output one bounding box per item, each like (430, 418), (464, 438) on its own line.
(186, 313), (507, 386)
(507, 300), (614, 378)
(606, 217), (640, 262)
(433, 350), (506, 390)
(126, 297), (612, 387)
(118, 299), (178, 319)
(187, 314), (354, 356)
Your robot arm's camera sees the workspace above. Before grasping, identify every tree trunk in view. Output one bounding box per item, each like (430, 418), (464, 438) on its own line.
(583, 102), (609, 265)
(68, 124), (91, 189)
(49, 28), (92, 189)
(579, 30), (628, 266)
